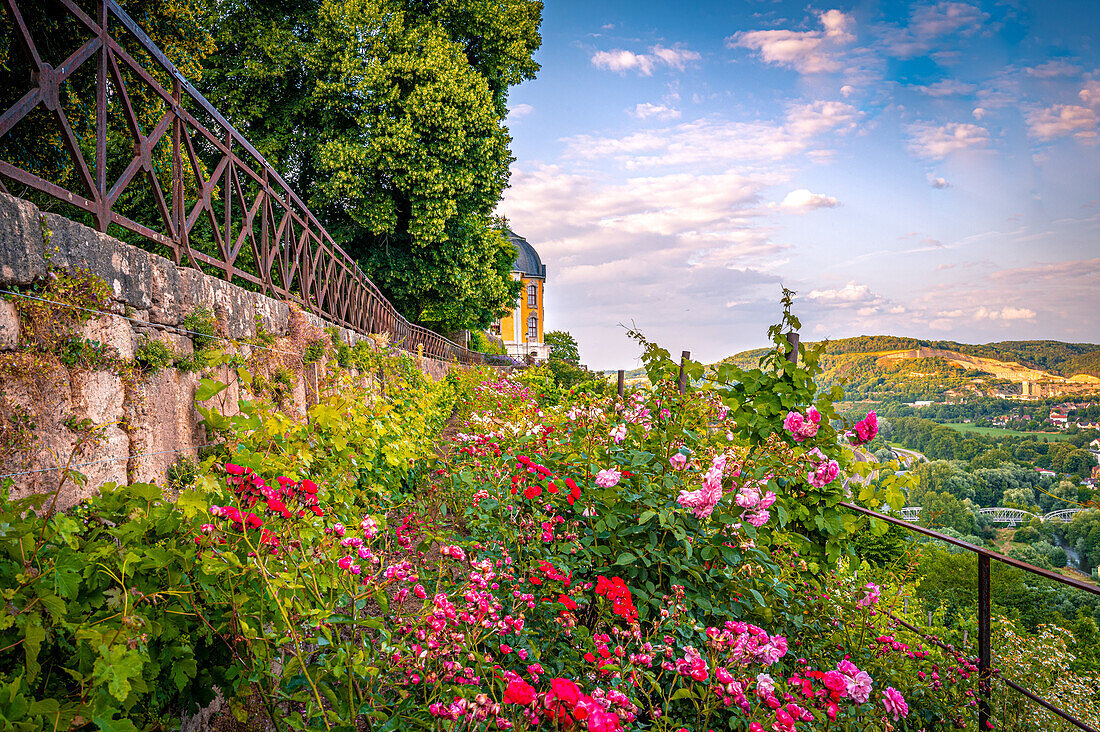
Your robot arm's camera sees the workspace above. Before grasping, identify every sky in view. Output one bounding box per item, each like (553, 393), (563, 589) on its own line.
(497, 0), (1100, 370)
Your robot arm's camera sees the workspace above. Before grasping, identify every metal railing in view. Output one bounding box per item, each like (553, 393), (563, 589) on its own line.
(840, 501), (1100, 732)
(0, 0), (486, 365)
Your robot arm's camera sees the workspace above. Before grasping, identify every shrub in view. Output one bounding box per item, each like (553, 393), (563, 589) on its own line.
(167, 455), (198, 492)
(182, 306), (218, 350)
(135, 337), (175, 373)
(302, 339), (325, 364)
(1014, 525), (1041, 544)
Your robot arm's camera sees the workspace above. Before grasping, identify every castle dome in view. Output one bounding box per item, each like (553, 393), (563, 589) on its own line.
(506, 229), (546, 279)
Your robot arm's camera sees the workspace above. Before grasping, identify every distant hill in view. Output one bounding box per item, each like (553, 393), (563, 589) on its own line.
(716, 336), (1100, 402)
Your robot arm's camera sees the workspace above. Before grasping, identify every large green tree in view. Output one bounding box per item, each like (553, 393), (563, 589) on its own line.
(198, 0), (541, 332)
(544, 330), (579, 364)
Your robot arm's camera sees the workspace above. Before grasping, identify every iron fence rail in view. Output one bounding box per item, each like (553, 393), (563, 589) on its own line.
(0, 0), (486, 365)
(839, 500), (1100, 732)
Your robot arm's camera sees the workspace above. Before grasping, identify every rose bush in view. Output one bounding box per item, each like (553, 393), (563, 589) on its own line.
(2, 303), (1056, 731)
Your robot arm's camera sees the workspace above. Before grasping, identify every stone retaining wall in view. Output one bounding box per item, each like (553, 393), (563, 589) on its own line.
(0, 193), (454, 507)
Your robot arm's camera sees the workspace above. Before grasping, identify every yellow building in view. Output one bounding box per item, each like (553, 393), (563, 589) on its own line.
(492, 230), (546, 362)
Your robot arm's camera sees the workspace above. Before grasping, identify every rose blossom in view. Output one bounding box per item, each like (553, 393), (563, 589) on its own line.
(882, 687), (909, 720)
(595, 468), (622, 488)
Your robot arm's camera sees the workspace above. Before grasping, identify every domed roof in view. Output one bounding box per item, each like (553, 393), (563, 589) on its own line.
(506, 229), (546, 279)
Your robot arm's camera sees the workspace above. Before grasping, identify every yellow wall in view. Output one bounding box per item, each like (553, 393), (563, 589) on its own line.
(499, 275), (543, 345)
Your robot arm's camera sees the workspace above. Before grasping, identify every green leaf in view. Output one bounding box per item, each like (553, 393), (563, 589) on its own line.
(195, 378), (229, 402)
(93, 645), (144, 702)
(614, 552), (636, 566)
(93, 714), (141, 732)
(23, 622), (45, 682)
(670, 688), (694, 701)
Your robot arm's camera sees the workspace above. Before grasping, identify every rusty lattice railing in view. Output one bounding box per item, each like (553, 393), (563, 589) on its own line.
(0, 0), (486, 365)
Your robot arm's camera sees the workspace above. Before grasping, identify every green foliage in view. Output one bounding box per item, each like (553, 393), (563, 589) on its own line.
(1014, 525), (1041, 544)
(198, 0), (541, 332)
(166, 456), (199, 493)
(544, 330), (579, 363)
(302, 339), (326, 365)
(135, 338), (175, 374)
(919, 491), (978, 535)
(11, 269), (112, 352)
(468, 330), (506, 355)
(57, 337), (115, 370)
(0, 481), (233, 729)
(181, 306), (218, 351)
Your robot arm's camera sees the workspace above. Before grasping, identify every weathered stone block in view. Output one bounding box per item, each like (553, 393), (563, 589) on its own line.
(0, 192), (47, 285)
(128, 369), (204, 487)
(79, 314), (134, 360)
(0, 298), (19, 349)
(44, 213), (156, 310)
(147, 256), (183, 325)
(70, 370), (125, 425)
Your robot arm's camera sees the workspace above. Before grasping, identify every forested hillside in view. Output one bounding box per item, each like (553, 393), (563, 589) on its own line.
(714, 336), (1100, 401)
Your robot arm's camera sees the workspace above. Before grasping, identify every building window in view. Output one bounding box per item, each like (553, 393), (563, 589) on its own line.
(527, 315), (538, 341)
(527, 283), (537, 307)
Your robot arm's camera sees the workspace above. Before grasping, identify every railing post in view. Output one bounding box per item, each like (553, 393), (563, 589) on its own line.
(171, 78), (182, 263)
(617, 369), (624, 398)
(678, 351), (690, 394)
(95, 0), (108, 231)
(784, 331), (799, 365)
(978, 554), (991, 730)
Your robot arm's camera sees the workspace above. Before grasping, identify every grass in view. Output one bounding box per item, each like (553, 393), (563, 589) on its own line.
(941, 422), (1071, 441)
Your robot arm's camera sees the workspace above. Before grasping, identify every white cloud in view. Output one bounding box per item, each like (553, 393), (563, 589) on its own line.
(927, 174), (951, 189)
(1025, 60), (1082, 79)
(879, 2), (989, 58)
(906, 122), (990, 158)
(1080, 80), (1100, 108)
(563, 101), (861, 169)
(774, 189), (841, 212)
(728, 9), (855, 74)
(591, 44), (700, 76)
(806, 282), (893, 316)
(1025, 105), (1097, 142)
(506, 103), (534, 121)
(591, 49), (656, 75)
(974, 306), (1037, 321)
(912, 79), (977, 96)
(630, 103), (681, 121)
(650, 45), (703, 71)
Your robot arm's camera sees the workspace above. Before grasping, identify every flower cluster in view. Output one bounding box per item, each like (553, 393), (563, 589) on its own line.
(849, 410), (879, 446)
(676, 453), (731, 519)
(595, 575), (638, 622)
(783, 407), (821, 442)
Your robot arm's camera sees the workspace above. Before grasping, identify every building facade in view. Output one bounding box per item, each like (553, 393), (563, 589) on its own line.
(492, 230), (547, 362)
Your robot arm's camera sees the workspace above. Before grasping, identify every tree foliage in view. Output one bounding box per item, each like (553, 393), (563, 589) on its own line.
(198, 0), (541, 332)
(544, 330), (579, 364)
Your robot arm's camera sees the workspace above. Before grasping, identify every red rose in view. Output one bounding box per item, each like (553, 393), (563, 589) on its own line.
(550, 678), (581, 707)
(524, 484), (543, 500)
(503, 679), (536, 705)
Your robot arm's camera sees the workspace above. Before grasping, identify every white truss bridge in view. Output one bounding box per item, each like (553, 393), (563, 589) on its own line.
(898, 506), (1088, 525)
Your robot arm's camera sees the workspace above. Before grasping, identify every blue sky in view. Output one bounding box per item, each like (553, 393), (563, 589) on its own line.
(497, 0), (1100, 369)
